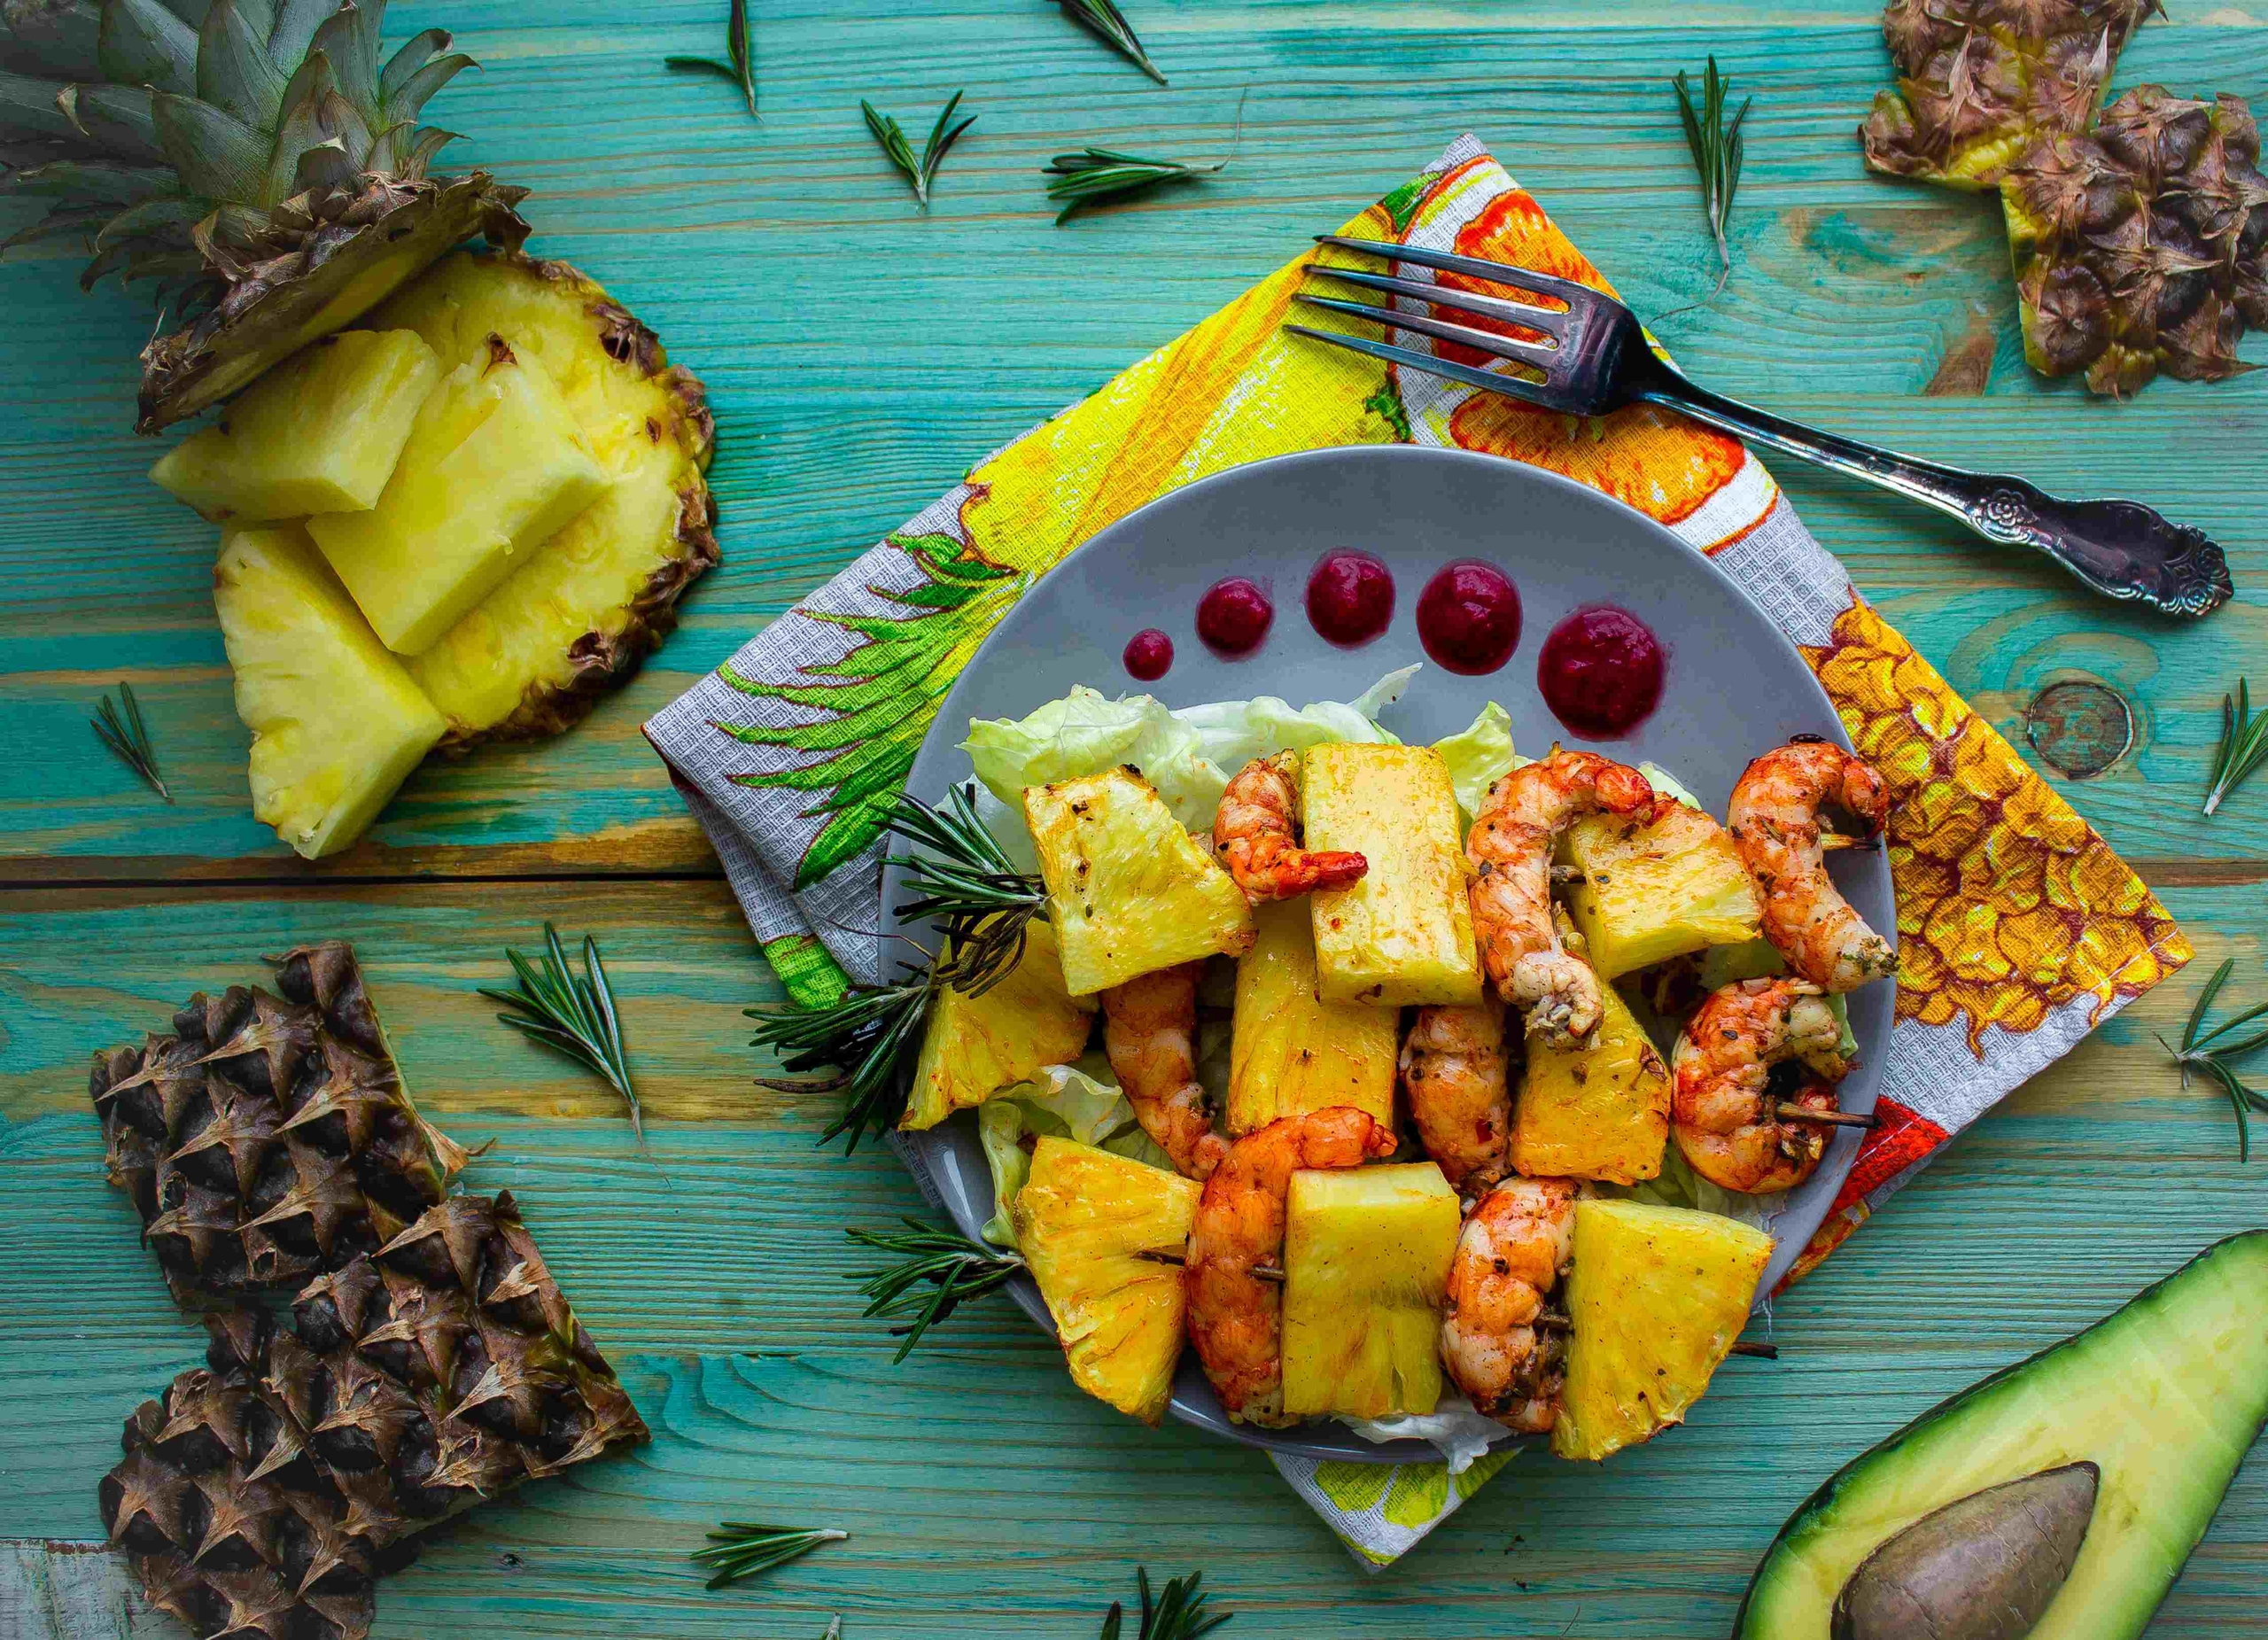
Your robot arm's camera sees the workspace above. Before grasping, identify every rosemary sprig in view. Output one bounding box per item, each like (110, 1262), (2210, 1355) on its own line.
(2161, 957), (2268, 1162)
(2203, 677), (2268, 816)
(1671, 56), (1751, 300)
(1055, 0), (1167, 85)
(1100, 1568), (1233, 1640)
(1045, 147), (1225, 223)
(844, 1217), (1026, 1361)
(91, 681), (171, 802)
(886, 782), (1046, 994)
(692, 1521), (848, 1591)
(665, 0), (757, 118)
(750, 964), (938, 1149)
(862, 89), (974, 207)
(482, 925), (645, 1140)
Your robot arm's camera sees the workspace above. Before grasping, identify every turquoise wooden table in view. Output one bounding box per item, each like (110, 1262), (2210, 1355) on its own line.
(4, 2), (2265, 1636)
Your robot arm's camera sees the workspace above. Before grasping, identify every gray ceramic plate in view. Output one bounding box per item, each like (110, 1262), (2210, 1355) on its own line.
(886, 446), (1893, 1464)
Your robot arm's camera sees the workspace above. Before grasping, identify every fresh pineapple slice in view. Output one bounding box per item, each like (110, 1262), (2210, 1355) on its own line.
(307, 334), (611, 656)
(365, 252), (718, 747)
(1552, 1198), (1774, 1462)
(1513, 955), (1672, 1185)
(1014, 1136), (1202, 1425)
(1304, 743), (1483, 1007)
(149, 331), (442, 524)
(1228, 900), (1397, 1134)
(1282, 1162), (1461, 1419)
(1022, 766), (1255, 996)
(212, 527), (446, 859)
(1558, 800), (1760, 981)
(902, 921), (1096, 1131)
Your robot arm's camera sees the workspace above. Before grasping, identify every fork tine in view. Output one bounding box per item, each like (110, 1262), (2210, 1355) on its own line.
(1302, 262), (1570, 337)
(1293, 291), (1561, 364)
(1314, 234), (1610, 312)
(1285, 323), (1570, 411)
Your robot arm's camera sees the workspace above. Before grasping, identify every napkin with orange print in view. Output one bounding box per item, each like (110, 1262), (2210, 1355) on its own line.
(644, 134), (2190, 1567)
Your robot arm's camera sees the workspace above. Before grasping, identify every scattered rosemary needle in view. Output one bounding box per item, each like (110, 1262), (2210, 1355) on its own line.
(692, 1521), (849, 1591)
(862, 89), (975, 207)
(1671, 55), (1751, 301)
(1045, 147), (1226, 223)
(886, 782), (1047, 994)
(2203, 677), (2268, 816)
(1099, 1567), (1233, 1640)
(2161, 957), (2268, 1162)
(91, 681), (171, 803)
(482, 925), (645, 1140)
(844, 1217), (1026, 1361)
(1055, 0), (1168, 85)
(665, 0), (757, 118)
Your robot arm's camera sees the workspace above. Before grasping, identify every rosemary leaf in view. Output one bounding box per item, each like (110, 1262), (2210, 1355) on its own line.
(2162, 957), (2268, 1162)
(481, 925), (645, 1140)
(863, 89), (974, 207)
(665, 0), (757, 117)
(1054, 0), (1167, 84)
(91, 681), (171, 803)
(1103, 1567), (1232, 1640)
(885, 781), (1046, 995)
(750, 968), (936, 1149)
(1045, 147), (1225, 223)
(692, 1521), (848, 1591)
(1671, 56), (1751, 300)
(844, 1217), (1025, 1361)
(2204, 677), (2268, 816)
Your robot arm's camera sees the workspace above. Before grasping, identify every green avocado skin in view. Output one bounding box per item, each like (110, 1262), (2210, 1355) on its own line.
(1732, 1231), (2268, 1640)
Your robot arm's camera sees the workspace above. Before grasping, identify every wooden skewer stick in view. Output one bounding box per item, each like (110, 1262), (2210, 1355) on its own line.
(1729, 1341), (1780, 1359)
(1817, 831), (1881, 851)
(1135, 1248), (1284, 1283)
(1775, 1101), (1879, 1130)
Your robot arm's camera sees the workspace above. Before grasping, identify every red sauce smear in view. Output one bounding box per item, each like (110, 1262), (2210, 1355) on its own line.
(1122, 628), (1174, 682)
(1195, 577), (1274, 659)
(1415, 559), (1522, 675)
(1537, 605), (1665, 739)
(1305, 549), (1395, 647)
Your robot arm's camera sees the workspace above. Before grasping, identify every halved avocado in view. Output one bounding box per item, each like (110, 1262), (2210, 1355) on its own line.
(1736, 1231), (2268, 1639)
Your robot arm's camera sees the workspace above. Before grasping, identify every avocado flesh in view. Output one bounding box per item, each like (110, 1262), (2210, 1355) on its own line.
(1736, 1231), (2268, 1639)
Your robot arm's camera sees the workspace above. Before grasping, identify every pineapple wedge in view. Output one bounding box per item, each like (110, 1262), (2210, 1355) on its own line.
(1513, 965), (1672, 1185)
(1305, 743), (1482, 1007)
(1552, 1199), (1773, 1462)
(1022, 766), (1256, 996)
(1229, 900), (1397, 1133)
(1558, 800), (1760, 981)
(1014, 1136), (1202, 1424)
(212, 527), (446, 859)
(307, 333), (610, 656)
(1282, 1162), (1461, 1419)
(149, 330), (441, 524)
(902, 921), (1096, 1131)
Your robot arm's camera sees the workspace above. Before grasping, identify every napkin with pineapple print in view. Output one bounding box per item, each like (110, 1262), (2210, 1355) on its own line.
(644, 134), (2190, 1567)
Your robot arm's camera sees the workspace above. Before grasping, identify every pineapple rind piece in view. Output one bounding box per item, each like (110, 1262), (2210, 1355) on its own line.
(213, 527), (445, 860)
(1305, 742), (1483, 1007)
(1512, 974), (1672, 1184)
(1229, 899), (1397, 1134)
(1022, 767), (1256, 997)
(368, 252), (718, 747)
(1282, 1162), (1460, 1418)
(148, 330), (442, 523)
(1558, 801), (1761, 981)
(902, 921), (1096, 1131)
(1014, 1136), (1202, 1425)
(1552, 1198), (1773, 1462)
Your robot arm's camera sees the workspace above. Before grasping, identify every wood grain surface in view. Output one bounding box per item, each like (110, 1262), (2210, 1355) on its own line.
(3, 2), (2264, 1636)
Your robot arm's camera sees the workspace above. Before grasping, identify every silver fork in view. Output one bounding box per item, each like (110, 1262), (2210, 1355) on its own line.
(1291, 235), (2233, 619)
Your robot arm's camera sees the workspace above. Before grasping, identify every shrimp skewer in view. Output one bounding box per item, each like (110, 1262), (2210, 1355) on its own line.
(1727, 740), (1895, 993)
(1440, 1177), (1581, 1433)
(1213, 751), (1368, 903)
(1467, 750), (1662, 1045)
(1402, 1003), (1511, 1194)
(1184, 1107), (1395, 1425)
(1671, 976), (1857, 1195)
(1099, 963), (1228, 1181)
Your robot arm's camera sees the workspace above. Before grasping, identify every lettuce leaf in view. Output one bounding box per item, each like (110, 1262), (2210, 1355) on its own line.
(1339, 1395), (1516, 1474)
(1432, 702), (1518, 820)
(976, 1057), (1173, 1247)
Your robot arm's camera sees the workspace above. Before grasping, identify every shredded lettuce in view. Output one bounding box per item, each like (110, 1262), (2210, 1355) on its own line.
(1340, 1395), (1516, 1474)
(1639, 760), (1705, 810)
(976, 1058), (1173, 1247)
(1608, 1144), (1781, 1234)
(1432, 702), (1517, 820)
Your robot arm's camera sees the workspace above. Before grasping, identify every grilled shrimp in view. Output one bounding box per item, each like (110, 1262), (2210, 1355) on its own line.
(1727, 740), (1895, 993)
(1184, 1107), (1396, 1425)
(1402, 1003), (1511, 1194)
(1671, 976), (1853, 1195)
(1212, 751), (1369, 902)
(1100, 963), (1228, 1181)
(1467, 750), (1662, 1045)
(1440, 1177), (1581, 1433)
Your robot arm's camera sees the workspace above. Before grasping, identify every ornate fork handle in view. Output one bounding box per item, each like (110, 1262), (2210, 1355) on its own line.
(1638, 367), (2233, 618)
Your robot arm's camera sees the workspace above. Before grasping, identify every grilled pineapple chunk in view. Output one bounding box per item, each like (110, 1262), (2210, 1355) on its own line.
(902, 921), (1095, 1131)
(1228, 901), (1398, 1134)
(1552, 1199), (1773, 1461)
(1558, 800), (1760, 981)
(1513, 969), (1671, 1184)
(1022, 767), (1255, 996)
(1282, 1162), (1461, 1418)
(1304, 743), (1482, 1007)
(1014, 1136), (1202, 1424)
